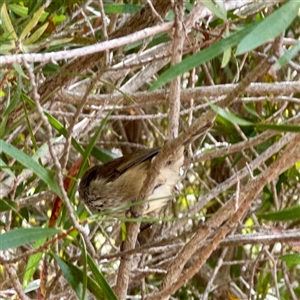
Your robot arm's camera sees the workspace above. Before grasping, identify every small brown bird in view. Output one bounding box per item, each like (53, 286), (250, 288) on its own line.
(79, 123), (211, 217)
(79, 146), (184, 217)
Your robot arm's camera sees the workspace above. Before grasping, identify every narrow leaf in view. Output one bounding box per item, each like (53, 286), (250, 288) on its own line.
(87, 253), (118, 300)
(280, 254), (300, 268)
(0, 139), (62, 197)
(150, 22), (258, 91)
(221, 28), (231, 68)
(23, 238), (46, 288)
(258, 205), (300, 221)
(274, 41), (300, 70)
(78, 109), (114, 179)
(255, 123), (300, 133)
(208, 101), (300, 132)
(80, 235), (88, 300)
(20, 5), (45, 40)
(0, 228), (60, 251)
(207, 100), (253, 126)
(8, 4), (28, 17)
(202, 0), (227, 20)
(0, 157), (15, 178)
(236, 1), (300, 55)
(23, 22), (49, 45)
(1, 3), (17, 41)
(52, 254), (85, 299)
(104, 4), (140, 14)
(52, 254), (107, 299)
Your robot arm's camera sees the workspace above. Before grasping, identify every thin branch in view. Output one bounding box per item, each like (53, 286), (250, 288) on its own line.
(1, 257), (29, 300)
(60, 81), (300, 107)
(167, 0), (185, 139)
(0, 23), (173, 65)
(149, 134), (300, 299)
(22, 60), (96, 256)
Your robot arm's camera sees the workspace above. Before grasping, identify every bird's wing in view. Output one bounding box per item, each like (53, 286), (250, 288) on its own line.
(116, 147), (160, 174)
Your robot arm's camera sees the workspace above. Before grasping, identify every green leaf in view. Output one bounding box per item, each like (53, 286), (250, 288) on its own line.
(0, 43), (16, 54)
(150, 22), (258, 91)
(208, 101), (300, 132)
(2, 74), (22, 118)
(87, 253), (118, 300)
(274, 41), (300, 70)
(1, 3), (17, 41)
(80, 236), (88, 300)
(280, 254), (300, 268)
(22, 96), (38, 151)
(255, 123), (300, 133)
(52, 254), (86, 299)
(23, 238), (47, 288)
(0, 157), (15, 178)
(8, 4), (28, 17)
(78, 108), (114, 179)
(202, 0), (227, 20)
(221, 28), (231, 68)
(0, 198), (18, 212)
(24, 280), (40, 293)
(243, 103), (261, 120)
(236, 1), (300, 55)
(23, 22), (49, 45)
(0, 139), (62, 197)
(258, 205), (300, 221)
(20, 5), (45, 40)
(104, 4), (140, 14)
(22, 94), (84, 156)
(91, 146), (118, 163)
(13, 63), (29, 79)
(0, 228), (60, 251)
(52, 254), (108, 299)
(46, 37), (73, 48)
(207, 100), (253, 126)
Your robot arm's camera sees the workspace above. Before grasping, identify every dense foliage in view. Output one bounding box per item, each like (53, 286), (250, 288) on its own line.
(1, 1), (300, 299)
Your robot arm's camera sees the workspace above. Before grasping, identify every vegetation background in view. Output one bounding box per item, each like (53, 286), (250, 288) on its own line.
(1, 0), (300, 299)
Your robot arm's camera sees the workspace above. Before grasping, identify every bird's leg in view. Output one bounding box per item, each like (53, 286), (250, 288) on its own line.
(125, 196), (151, 218)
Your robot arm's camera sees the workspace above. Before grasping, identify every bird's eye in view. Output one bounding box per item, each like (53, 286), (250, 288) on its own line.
(153, 184), (162, 191)
(166, 160), (172, 166)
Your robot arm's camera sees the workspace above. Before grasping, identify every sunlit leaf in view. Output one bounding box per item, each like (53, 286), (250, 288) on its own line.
(1, 3), (17, 42)
(0, 43), (16, 54)
(23, 22), (49, 46)
(20, 5), (45, 40)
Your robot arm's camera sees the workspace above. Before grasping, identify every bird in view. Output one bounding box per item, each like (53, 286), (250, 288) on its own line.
(78, 123), (211, 217)
(78, 146), (184, 217)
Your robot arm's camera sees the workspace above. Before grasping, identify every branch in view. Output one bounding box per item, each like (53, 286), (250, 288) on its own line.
(0, 23), (173, 65)
(59, 81), (300, 107)
(147, 133), (300, 299)
(167, 0), (185, 139)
